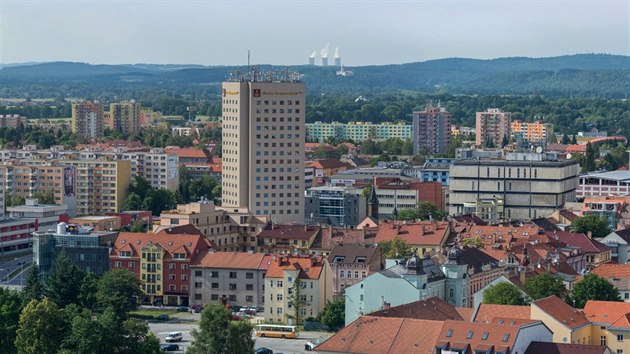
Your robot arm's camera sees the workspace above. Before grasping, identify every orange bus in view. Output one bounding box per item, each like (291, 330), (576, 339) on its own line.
(254, 324), (298, 338)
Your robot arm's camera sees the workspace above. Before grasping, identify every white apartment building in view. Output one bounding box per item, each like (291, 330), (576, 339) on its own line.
(221, 72), (305, 223)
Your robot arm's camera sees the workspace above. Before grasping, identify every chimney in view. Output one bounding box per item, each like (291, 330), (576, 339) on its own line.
(587, 231), (592, 239)
(362, 226), (366, 239)
(304, 224), (308, 232)
(519, 267), (526, 284)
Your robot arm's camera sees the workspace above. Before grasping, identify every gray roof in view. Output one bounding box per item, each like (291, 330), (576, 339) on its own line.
(582, 170), (630, 182)
(329, 243), (379, 265)
(379, 256), (445, 284)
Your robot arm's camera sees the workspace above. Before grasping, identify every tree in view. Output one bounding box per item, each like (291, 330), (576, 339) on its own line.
(572, 135), (578, 144)
(188, 304), (254, 354)
(571, 214), (611, 238)
(320, 298), (345, 331)
(523, 273), (567, 300)
(46, 251), (86, 308)
(379, 236), (413, 259)
(78, 272), (99, 311)
(569, 274), (621, 308)
(15, 298), (67, 354)
(501, 135), (509, 147)
(482, 282), (527, 305)
(22, 265), (44, 303)
(460, 237), (484, 248)
(287, 278), (310, 326)
(123, 192), (144, 211)
(396, 201), (446, 221)
(0, 287), (23, 353)
(61, 309), (104, 354)
(583, 142), (598, 172)
(96, 269), (143, 317)
(31, 189), (54, 205)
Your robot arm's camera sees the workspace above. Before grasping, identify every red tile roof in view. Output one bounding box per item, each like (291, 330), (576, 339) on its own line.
(525, 342), (610, 354)
(549, 231), (610, 253)
(192, 251), (267, 269)
(164, 147), (211, 159)
(591, 263), (630, 279)
(265, 255), (325, 280)
(532, 295), (590, 329)
(583, 300), (630, 325)
(473, 304), (531, 323)
(437, 319), (522, 353)
(258, 224), (320, 241)
(368, 297), (466, 321)
(375, 221), (450, 247)
(307, 158), (351, 170)
(315, 317), (443, 354)
(112, 231), (211, 263)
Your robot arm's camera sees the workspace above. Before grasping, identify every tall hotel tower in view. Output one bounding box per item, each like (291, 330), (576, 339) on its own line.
(221, 70), (305, 223)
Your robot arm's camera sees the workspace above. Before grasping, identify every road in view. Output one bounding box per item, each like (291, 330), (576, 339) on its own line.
(0, 254), (32, 286)
(148, 316), (330, 354)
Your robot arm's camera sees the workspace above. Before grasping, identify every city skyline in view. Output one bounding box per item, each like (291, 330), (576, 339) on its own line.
(1, 0), (628, 66)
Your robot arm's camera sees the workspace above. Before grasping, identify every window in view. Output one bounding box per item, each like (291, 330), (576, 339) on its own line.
(446, 329), (453, 337)
(229, 272), (237, 279)
(277, 281), (283, 287)
(482, 332), (489, 340)
(211, 283), (219, 289)
(181, 264), (188, 270)
(246, 295), (254, 302)
(617, 350), (623, 354)
(449, 288), (454, 298)
(618, 334), (624, 342)
(169, 274), (176, 280)
(211, 294), (219, 300)
(210, 271), (219, 278)
(246, 272), (254, 279)
(277, 294), (283, 301)
(246, 284), (254, 291)
(195, 282), (202, 288)
(467, 330), (474, 339)
(195, 270), (202, 277)
(276, 308), (282, 315)
(169, 263), (176, 270)
(601, 336), (607, 346)
(181, 274), (188, 281)
(229, 295), (237, 301)
(229, 283), (237, 290)
(115, 261), (121, 267)
(502, 334), (510, 342)
(195, 294), (202, 300)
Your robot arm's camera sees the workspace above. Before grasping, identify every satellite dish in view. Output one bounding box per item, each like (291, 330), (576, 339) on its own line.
(566, 153), (573, 159)
(536, 146), (543, 153)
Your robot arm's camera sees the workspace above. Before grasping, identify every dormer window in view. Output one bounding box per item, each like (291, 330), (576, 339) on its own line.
(174, 253), (186, 259)
(333, 256), (345, 263)
(355, 257), (367, 263)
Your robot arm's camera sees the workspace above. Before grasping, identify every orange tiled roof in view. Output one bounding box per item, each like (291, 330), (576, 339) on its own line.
(437, 319), (521, 352)
(591, 264), (630, 279)
(192, 252), (267, 269)
(265, 255), (325, 280)
(307, 158), (351, 170)
(112, 231), (210, 263)
(258, 224), (321, 241)
(473, 304), (531, 323)
(315, 317), (443, 354)
(164, 147), (210, 159)
(583, 301), (630, 325)
(375, 221), (450, 247)
(532, 295), (590, 329)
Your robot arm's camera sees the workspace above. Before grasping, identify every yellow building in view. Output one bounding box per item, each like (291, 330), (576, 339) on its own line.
(140, 243), (165, 303)
(531, 295), (592, 344)
(71, 101), (104, 138)
(511, 120), (551, 143)
(109, 101), (141, 135)
(584, 301), (630, 352)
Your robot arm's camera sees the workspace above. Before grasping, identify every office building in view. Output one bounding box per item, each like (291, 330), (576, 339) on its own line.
(449, 152), (580, 222)
(33, 222), (117, 277)
(221, 70), (305, 223)
(71, 101), (104, 138)
(109, 100), (141, 135)
(7, 198), (68, 231)
(305, 121), (412, 143)
(374, 179), (444, 217)
(475, 108), (512, 147)
(412, 107), (451, 155)
(304, 186), (366, 227)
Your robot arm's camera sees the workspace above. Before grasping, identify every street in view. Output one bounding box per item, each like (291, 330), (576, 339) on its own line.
(0, 254), (32, 288)
(148, 316), (330, 354)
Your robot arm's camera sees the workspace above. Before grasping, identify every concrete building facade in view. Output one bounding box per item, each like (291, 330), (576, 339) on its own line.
(109, 101), (141, 135)
(412, 107), (451, 155)
(304, 186), (366, 227)
(305, 121), (412, 142)
(71, 101), (104, 138)
(476, 108), (512, 147)
(221, 74), (305, 223)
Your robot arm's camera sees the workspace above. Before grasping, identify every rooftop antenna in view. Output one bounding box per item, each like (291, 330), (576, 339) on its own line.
(248, 50), (251, 72)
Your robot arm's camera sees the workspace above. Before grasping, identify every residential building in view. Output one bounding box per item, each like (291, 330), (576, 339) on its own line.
(144, 148), (179, 190)
(257, 224), (321, 254)
(476, 108), (512, 147)
(419, 157), (454, 186)
(104, 211), (152, 230)
(6, 198), (68, 231)
(578, 170), (630, 198)
(511, 120), (551, 144)
(374, 178), (444, 217)
(0, 162), (78, 216)
(0, 217), (38, 260)
(164, 147), (213, 165)
(71, 101), (104, 138)
(412, 106), (451, 155)
(190, 252), (270, 308)
(264, 255), (333, 324)
(221, 71), (305, 223)
(307, 159), (351, 186)
(591, 264), (630, 302)
(597, 228), (630, 264)
(109, 100), (141, 135)
(581, 196), (630, 230)
(305, 121), (412, 143)
(531, 295), (592, 344)
(369, 296), (470, 321)
(171, 126), (200, 137)
(375, 220), (450, 256)
(109, 228), (212, 306)
(550, 231), (611, 270)
(329, 243), (383, 297)
(583, 300), (630, 353)
(33, 222), (116, 277)
(140, 107), (162, 126)
(344, 252), (447, 325)
(525, 342), (612, 354)
(304, 186), (366, 227)
(317, 315), (552, 354)
(0, 114), (25, 128)
(449, 152), (580, 222)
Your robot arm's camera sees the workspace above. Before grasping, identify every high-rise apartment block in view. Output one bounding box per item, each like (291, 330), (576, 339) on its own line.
(412, 107), (451, 155)
(109, 100), (141, 135)
(511, 120), (551, 144)
(475, 108), (512, 147)
(221, 71), (305, 223)
(71, 101), (104, 138)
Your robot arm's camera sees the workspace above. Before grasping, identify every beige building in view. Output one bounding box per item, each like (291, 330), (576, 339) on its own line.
(221, 73), (305, 223)
(264, 255), (333, 324)
(71, 101), (104, 138)
(475, 108), (511, 147)
(0, 114), (25, 128)
(449, 152), (579, 222)
(109, 101), (141, 135)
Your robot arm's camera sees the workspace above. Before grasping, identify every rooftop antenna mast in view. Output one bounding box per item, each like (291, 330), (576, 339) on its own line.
(248, 50), (251, 71)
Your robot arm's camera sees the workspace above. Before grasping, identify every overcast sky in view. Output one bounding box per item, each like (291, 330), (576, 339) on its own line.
(1, 0), (628, 66)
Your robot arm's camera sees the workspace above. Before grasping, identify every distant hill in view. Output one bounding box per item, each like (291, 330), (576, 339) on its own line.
(1, 54), (629, 98)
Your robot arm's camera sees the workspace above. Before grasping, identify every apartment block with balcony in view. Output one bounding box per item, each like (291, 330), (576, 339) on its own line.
(264, 255), (333, 324)
(0, 114), (26, 128)
(109, 101), (141, 135)
(257, 224), (321, 254)
(476, 108), (512, 147)
(511, 120), (551, 144)
(71, 101), (104, 138)
(190, 252), (271, 308)
(305, 121), (412, 143)
(412, 107), (451, 155)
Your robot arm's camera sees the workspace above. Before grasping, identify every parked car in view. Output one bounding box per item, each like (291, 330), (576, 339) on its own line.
(156, 314), (170, 321)
(255, 348), (274, 354)
(194, 306), (202, 313)
(165, 331), (183, 342)
(176, 306), (188, 312)
(160, 343), (180, 352)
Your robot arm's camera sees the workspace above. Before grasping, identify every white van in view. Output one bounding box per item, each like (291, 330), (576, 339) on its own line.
(165, 331), (183, 342)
